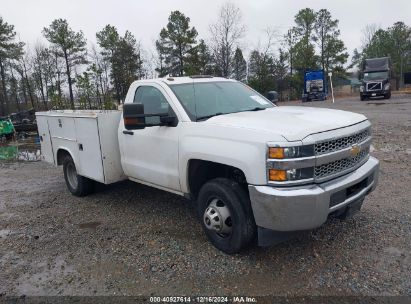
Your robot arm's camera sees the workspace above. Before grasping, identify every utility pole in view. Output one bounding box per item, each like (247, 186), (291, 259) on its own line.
(245, 60), (249, 83)
(328, 72), (335, 103)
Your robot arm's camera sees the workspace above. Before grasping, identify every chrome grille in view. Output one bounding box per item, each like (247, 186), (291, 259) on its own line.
(315, 128), (370, 155)
(315, 148), (369, 179)
(366, 82), (382, 91)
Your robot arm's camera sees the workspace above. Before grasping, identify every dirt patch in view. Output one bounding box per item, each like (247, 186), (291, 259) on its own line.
(78, 221), (102, 229)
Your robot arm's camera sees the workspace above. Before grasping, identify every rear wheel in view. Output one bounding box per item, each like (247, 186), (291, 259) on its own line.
(197, 178), (256, 254)
(63, 155), (94, 197)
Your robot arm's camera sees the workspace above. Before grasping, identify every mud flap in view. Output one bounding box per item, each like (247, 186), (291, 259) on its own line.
(257, 227), (308, 247)
(335, 197), (365, 220)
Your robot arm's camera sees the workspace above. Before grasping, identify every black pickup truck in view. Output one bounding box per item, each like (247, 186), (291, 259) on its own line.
(360, 57), (391, 101)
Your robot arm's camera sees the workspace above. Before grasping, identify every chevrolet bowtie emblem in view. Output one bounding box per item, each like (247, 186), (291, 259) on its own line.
(350, 144), (361, 157)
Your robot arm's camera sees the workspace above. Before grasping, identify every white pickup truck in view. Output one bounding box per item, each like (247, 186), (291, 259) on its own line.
(36, 76), (379, 253)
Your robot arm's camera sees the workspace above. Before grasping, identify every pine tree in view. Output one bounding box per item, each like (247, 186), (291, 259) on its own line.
(0, 17), (24, 115)
(292, 8), (318, 72)
(185, 39), (212, 76)
(156, 11), (198, 76)
(209, 3), (245, 77)
(96, 25), (121, 101)
(43, 19), (87, 109)
(97, 25), (142, 101)
(232, 48), (246, 81)
(112, 31), (143, 99)
(314, 9), (348, 74)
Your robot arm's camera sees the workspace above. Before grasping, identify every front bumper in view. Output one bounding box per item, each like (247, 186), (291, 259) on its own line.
(308, 92), (326, 100)
(302, 92), (326, 101)
(361, 90), (388, 97)
(248, 156), (379, 232)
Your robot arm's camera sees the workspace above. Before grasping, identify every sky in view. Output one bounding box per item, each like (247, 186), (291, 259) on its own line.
(2, 0), (411, 62)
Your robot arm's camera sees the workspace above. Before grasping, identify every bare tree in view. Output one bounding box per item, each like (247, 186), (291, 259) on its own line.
(209, 2), (245, 77)
(32, 43), (48, 109)
(141, 47), (157, 79)
(248, 28), (278, 91)
(361, 24), (380, 49)
(89, 45), (110, 99)
(258, 28), (279, 58)
(17, 49), (36, 110)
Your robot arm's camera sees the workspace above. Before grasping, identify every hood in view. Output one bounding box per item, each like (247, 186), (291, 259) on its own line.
(204, 107), (367, 142)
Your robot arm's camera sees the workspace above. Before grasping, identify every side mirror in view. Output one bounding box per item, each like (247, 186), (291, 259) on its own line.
(123, 103), (178, 130)
(266, 91), (278, 103)
(123, 103), (146, 130)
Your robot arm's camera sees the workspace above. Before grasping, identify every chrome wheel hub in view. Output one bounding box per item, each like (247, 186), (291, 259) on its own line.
(203, 198), (232, 236)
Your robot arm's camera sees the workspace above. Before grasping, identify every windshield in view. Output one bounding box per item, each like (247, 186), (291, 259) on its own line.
(363, 71), (388, 81)
(169, 81), (275, 121)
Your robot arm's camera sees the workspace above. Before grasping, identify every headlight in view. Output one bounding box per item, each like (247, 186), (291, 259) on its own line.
(267, 145), (315, 183)
(268, 145), (314, 159)
(384, 83), (390, 90)
(360, 85), (364, 93)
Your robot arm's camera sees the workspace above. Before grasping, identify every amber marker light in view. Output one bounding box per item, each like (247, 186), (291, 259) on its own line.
(124, 117), (144, 125)
(269, 169), (287, 181)
(268, 147), (284, 159)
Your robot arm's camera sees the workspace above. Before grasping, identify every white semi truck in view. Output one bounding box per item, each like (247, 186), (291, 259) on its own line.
(36, 76), (379, 253)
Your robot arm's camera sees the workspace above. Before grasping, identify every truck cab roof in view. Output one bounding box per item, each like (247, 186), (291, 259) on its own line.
(363, 57), (390, 72)
(132, 76), (235, 86)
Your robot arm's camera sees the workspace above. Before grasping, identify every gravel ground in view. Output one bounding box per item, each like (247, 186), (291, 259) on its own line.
(0, 94), (410, 297)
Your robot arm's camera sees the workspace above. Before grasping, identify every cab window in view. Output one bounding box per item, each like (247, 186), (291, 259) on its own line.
(133, 86), (170, 114)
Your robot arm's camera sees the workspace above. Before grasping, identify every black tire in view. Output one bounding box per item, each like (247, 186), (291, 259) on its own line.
(384, 92), (391, 99)
(197, 178), (256, 254)
(63, 155), (94, 197)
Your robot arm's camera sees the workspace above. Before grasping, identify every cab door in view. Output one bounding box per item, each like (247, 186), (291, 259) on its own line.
(119, 83), (181, 192)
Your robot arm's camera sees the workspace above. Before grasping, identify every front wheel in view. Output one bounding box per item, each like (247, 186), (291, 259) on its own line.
(197, 178), (256, 254)
(63, 155), (94, 197)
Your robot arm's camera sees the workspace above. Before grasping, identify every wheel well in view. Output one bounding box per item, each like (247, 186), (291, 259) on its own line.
(187, 159), (247, 199)
(56, 149), (71, 165)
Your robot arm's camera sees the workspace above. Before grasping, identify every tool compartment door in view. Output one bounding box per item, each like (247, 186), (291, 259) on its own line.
(48, 116), (79, 169)
(36, 115), (54, 164)
(74, 118), (104, 183)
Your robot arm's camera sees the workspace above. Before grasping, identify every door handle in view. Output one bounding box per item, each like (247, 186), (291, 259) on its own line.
(123, 130), (134, 135)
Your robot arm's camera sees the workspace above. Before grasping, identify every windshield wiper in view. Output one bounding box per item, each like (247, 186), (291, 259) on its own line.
(196, 107), (266, 121)
(248, 107), (266, 111)
(196, 112), (224, 121)
(237, 107), (267, 113)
